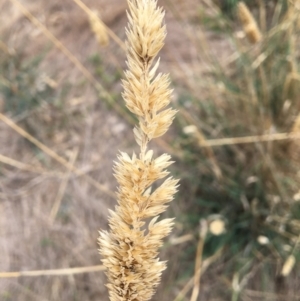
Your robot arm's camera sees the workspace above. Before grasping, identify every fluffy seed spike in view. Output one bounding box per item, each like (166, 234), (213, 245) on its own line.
(99, 1), (178, 301)
(237, 2), (262, 44)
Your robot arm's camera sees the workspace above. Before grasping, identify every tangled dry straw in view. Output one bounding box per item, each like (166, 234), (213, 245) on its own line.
(99, 0), (178, 300)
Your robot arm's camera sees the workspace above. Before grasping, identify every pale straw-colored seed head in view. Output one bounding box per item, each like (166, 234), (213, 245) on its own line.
(209, 219), (226, 236)
(257, 235), (269, 245)
(89, 10), (109, 46)
(99, 1), (178, 300)
(122, 0), (177, 145)
(281, 255), (296, 276)
(237, 2), (262, 44)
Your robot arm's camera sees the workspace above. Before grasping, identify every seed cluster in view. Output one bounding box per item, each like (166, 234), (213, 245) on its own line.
(99, 1), (178, 300)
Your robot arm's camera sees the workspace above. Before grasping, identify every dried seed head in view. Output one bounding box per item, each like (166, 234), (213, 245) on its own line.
(237, 2), (262, 44)
(89, 10), (109, 46)
(257, 235), (269, 245)
(122, 0), (177, 143)
(99, 1), (178, 300)
(209, 219), (226, 236)
(281, 255), (296, 276)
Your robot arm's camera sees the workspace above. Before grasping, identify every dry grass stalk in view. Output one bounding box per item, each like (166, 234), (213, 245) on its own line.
(290, 114), (300, 160)
(0, 265), (105, 278)
(198, 131), (300, 147)
(183, 125), (222, 179)
(88, 10), (109, 47)
(49, 148), (78, 223)
(258, 0), (266, 33)
(0, 153), (53, 175)
(169, 234), (193, 245)
(190, 221), (207, 301)
(99, 1), (178, 300)
(173, 247), (224, 301)
(237, 2), (262, 44)
(0, 112), (114, 197)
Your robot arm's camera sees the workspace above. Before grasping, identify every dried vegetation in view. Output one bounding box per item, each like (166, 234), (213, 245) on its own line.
(1, 0), (300, 301)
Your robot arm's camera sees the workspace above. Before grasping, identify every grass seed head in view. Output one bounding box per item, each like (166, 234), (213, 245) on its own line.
(281, 255), (296, 276)
(89, 10), (109, 47)
(237, 2), (262, 44)
(99, 1), (178, 300)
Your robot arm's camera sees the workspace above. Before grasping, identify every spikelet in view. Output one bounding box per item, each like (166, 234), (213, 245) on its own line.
(89, 10), (109, 47)
(281, 255), (296, 276)
(99, 1), (178, 300)
(237, 2), (262, 44)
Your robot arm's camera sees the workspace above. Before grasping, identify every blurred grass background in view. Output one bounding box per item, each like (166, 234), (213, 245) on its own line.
(0, 0), (300, 300)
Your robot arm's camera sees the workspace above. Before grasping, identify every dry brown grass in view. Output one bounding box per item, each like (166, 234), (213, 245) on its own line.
(0, 3), (129, 300)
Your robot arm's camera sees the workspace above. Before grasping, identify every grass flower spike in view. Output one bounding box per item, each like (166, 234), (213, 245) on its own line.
(99, 1), (178, 300)
(237, 2), (262, 44)
(89, 10), (109, 47)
